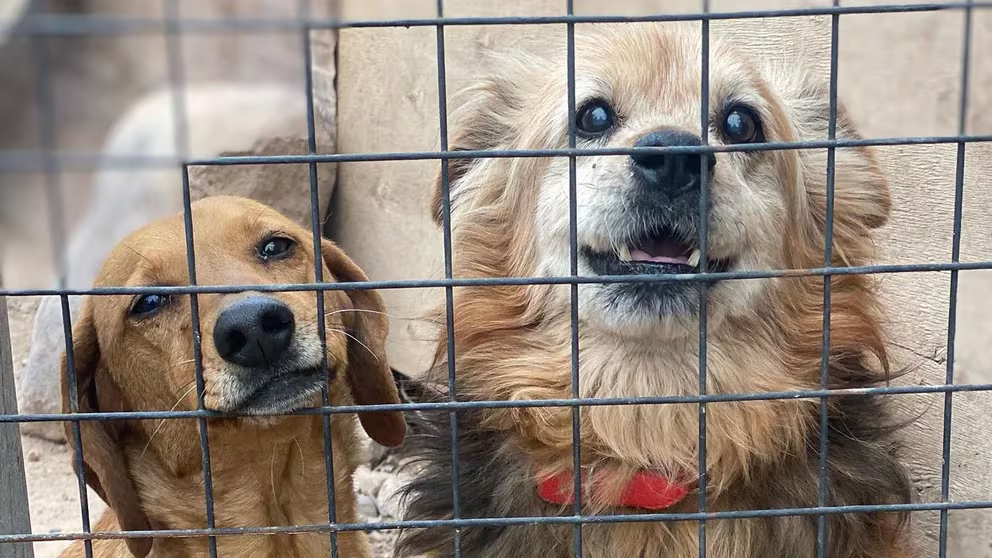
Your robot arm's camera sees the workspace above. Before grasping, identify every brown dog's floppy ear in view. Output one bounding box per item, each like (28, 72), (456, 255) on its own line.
(320, 239), (406, 447)
(60, 299), (152, 557)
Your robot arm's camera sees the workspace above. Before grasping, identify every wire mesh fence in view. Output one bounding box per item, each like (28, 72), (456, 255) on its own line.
(1, 1), (991, 557)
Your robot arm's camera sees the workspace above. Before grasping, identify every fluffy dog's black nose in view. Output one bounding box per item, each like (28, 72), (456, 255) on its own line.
(213, 296), (295, 368)
(631, 129), (716, 194)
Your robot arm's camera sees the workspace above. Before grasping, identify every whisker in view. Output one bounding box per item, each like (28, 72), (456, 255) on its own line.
(293, 437), (305, 480)
(119, 241), (154, 265)
(323, 308), (393, 319)
(270, 443), (279, 504)
(324, 308), (441, 325)
(297, 309), (440, 329)
(250, 205), (271, 229)
(326, 327), (379, 363)
(138, 382), (200, 461)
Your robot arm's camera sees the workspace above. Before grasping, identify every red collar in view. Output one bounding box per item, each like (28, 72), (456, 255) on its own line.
(537, 469), (689, 510)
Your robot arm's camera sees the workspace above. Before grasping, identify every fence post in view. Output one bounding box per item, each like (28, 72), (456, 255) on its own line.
(0, 296), (34, 558)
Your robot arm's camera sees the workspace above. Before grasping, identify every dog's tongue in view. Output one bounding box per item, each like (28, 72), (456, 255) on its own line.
(631, 236), (690, 265)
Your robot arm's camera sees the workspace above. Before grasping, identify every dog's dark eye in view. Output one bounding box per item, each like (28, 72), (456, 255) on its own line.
(721, 105), (763, 144)
(130, 294), (171, 318)
(257, 236), (296, 261)
(576, 99), (616, 138)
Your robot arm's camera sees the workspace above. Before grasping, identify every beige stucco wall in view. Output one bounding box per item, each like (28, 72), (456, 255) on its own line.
(331, 1), (992, 555)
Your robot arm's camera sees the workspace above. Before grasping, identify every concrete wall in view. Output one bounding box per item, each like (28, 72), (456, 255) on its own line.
(331, 1), (992, 555)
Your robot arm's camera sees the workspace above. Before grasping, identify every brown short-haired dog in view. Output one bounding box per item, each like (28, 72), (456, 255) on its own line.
(397, 23), (912, 558)
(58, 196), (404, 558)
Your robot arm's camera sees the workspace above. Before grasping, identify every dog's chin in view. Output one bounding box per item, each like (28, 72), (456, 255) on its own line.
(218, 365), (327, 416)
(581, 224), (735, 323)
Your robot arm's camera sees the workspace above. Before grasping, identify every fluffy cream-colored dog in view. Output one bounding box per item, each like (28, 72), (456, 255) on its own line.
(396, 22), (912, 558)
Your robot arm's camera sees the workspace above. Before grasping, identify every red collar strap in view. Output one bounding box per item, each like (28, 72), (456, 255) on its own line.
(537, 469), (689, 510)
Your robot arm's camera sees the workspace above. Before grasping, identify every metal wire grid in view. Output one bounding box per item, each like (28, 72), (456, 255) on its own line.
(0, 2), (988, 557)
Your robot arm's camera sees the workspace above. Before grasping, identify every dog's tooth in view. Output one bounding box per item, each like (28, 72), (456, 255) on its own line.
(687, 249), (701, 268)
(618, 245), (632, 262)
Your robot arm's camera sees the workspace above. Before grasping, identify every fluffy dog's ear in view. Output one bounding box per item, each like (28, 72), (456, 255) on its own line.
(60, 299), (152, 558)
(431, 75), (518, 226)
(784, 80), (891, 231)
(320, 238), (406, 448)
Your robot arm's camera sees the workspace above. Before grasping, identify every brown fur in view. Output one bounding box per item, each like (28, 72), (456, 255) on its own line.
(398, 23), (911, 558)
(58, 196), (404, 558)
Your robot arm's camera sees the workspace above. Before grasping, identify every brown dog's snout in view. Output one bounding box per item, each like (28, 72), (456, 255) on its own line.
(213, 296), (295, 368)
(631, 129), (715, 195)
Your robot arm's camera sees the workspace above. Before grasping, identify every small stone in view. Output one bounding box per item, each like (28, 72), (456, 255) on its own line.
(394, 456), (422, 471)
(370, 529), (400, 557)
(352, 465), (382, 499)
(376, 473), (414, 519)
(356, 493), (379, 520)
(26, 449), (41, 462)
(374, 456), (398, 474)
(364, 440), (391, 466)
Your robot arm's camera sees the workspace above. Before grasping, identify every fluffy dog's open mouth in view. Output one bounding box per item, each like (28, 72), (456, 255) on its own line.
(582, 223), (735, 318)
(584, 225), (733, 277)
(227, 366), (326, 415)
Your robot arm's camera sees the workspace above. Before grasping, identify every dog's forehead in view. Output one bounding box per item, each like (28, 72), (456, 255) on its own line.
(574, 23), (756, 114)
(576, 23), (747, 72)
(190, 196), (300, 239)
(95, 197), (304, 287)
(96, 219), (186, 287)
(577, 23), (700, 69)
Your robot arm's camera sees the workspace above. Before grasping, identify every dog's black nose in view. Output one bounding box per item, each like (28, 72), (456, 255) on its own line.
(631, 129), (716, 194)
(213, 296), (295, 368)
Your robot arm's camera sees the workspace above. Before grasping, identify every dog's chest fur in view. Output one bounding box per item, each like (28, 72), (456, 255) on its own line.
(396, 358), (912, 558)
(61, 415), (370, 558)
